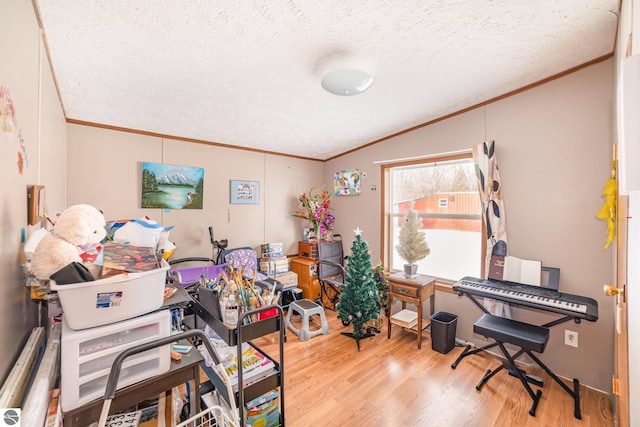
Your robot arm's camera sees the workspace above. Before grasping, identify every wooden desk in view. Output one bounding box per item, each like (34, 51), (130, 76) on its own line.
(387, 273), (437, 349)
(63, 344), (203, 426)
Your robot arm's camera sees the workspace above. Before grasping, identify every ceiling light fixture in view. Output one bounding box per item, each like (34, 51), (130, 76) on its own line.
(321, 69), (373, 96)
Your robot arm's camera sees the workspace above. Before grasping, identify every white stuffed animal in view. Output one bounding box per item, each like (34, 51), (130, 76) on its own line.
(30, 204), (106, 280)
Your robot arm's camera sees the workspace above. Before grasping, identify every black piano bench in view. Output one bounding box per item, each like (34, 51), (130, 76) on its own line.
(473, 314), (550, 417)
(472, 314), (583, 419)
(474, 313), (549, 353)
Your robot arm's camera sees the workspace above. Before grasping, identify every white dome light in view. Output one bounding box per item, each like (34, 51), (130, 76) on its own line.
(321, 69), (373, 96)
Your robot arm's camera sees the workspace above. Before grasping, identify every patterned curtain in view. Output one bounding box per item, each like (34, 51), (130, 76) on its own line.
(472, 141), (511, 317)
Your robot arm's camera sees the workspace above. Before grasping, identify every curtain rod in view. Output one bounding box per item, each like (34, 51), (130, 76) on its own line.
(372, 148), (472, 165)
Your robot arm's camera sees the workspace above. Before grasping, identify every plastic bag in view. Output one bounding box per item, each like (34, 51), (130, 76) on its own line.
(23, 228), (49, 261)
(108, 218), (175, 258)
(172, 386), (187, 425)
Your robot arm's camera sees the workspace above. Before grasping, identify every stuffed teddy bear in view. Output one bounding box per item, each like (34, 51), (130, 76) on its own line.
(30, 204), (107, 280)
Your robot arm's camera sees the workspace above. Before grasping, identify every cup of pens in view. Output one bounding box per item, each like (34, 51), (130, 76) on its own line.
(221, 268), (281, 324)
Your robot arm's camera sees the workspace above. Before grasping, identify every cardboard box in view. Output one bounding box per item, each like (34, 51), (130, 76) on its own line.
(261, 242), (284, 256)
(260, 257), (289, 274)
(261, 252), (285, 260)
(274, 271), (297, 288)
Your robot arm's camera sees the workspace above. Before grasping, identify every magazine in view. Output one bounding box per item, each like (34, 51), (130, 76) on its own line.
(390, 309), (418, 328)
(101, 241), (160, 273)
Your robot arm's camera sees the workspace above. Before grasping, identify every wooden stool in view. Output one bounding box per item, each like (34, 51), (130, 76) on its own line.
(285, 299), (330, 341)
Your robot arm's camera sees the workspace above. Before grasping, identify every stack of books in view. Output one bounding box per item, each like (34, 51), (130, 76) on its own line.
(390, 309), (418, 328)
(259, 242), (289, 274)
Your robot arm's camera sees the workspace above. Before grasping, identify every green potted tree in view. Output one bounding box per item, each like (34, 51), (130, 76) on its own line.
(396, 208), (430, 277)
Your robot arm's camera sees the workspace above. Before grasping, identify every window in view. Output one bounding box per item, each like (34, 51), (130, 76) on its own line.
(382, 153), (483, 281)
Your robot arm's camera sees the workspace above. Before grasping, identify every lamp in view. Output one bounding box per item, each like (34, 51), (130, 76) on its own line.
(321, 69), (373, 96)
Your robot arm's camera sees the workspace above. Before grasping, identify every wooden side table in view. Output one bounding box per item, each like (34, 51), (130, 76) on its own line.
(387, 272), (437, 349)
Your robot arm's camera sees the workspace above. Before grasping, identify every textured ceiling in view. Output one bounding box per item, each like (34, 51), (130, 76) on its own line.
(34, 1), (620, 160)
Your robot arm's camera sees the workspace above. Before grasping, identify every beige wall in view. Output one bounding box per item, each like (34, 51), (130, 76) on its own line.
(66, 125), (324, 259)
(0, 0), (619, 396)
(0, 0), (67, 381)
(326, 60), (615, 392)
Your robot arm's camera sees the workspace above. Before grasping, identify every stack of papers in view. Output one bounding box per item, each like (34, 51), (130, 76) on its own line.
(391, 309), (418, 328)
(488, 254), (542, 286)
(503, 255), (541, 286)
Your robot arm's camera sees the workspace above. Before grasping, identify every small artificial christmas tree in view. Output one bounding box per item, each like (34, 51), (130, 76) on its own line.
(364, 262), (390, 332)
(337, 228), (381, 350)
(396, 208), (430, 277)
(373, 261), (390, 318)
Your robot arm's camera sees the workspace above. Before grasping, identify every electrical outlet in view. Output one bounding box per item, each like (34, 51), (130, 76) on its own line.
(565, 330), (578, 348)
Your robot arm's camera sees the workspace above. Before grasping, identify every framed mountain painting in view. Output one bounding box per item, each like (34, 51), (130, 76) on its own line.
(141, 162), (204, 209)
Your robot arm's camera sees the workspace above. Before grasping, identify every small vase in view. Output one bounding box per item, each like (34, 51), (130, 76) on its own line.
(404, 264), (418, 278)
(313, 221), (321, 241)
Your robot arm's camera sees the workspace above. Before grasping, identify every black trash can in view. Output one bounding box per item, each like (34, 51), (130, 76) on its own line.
(430, 312), (458, 354)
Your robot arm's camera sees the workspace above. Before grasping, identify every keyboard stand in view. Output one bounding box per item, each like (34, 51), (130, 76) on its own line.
(451, 342), (544, 387)
(451, 341), (497, 369)
(450, 294), (503, 368)
(452, 286), (587, 394)
(451, 289), (549, 385)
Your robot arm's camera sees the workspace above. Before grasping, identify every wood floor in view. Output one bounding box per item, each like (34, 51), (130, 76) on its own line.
(250, 309), (614, 427)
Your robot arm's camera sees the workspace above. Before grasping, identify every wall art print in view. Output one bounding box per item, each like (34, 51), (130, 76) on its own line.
(1, 83), (29, 175)
(141, 162), (204, 209)
(334, 169), (360, 196)
(230, 180), (260, 204)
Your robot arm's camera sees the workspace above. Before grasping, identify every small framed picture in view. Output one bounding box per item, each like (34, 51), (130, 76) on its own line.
(230, 180), (260, 204)
(28, 185), (45, 225)
(334, 169), (361, 196)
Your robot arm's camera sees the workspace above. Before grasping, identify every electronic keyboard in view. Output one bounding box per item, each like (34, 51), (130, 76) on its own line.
(453, 276), (598, 321)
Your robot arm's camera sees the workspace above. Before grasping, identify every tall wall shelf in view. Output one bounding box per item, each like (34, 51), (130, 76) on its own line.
(191, 298), (285, 426)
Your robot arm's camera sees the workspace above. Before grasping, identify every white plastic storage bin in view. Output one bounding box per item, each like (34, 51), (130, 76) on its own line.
(50, 260), (169, 330)
(60, 309), (172, 412)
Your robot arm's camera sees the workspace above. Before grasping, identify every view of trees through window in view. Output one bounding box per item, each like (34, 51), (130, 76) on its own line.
(392, 161), (477, 202)
(386, 156), (482, 280)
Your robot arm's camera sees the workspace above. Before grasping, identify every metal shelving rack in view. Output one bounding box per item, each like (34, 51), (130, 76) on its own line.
(191, 298), (285, 427)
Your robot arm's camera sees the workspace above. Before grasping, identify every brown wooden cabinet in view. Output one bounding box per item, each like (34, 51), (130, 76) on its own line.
(297, 241), (318, 260)
(290, 256), (319, 301)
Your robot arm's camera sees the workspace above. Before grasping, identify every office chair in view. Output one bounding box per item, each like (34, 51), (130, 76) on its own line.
(317, 235), (346, 311)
